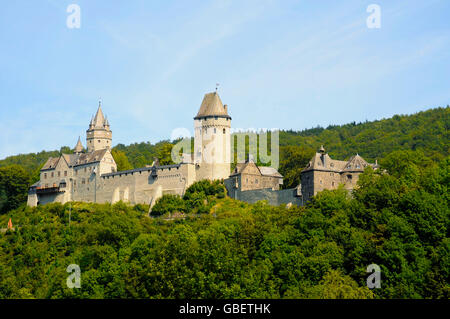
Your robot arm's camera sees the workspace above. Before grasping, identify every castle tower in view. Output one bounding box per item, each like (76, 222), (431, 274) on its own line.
(86, 101), (112, 153)
(194, 92), (231, 181)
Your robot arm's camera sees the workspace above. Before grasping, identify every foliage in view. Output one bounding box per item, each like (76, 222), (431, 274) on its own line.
(278, 145), (315, 189)
(0, 165), (31, 214)
(150, 195), (185, 217)
(111, 149), (133, 172)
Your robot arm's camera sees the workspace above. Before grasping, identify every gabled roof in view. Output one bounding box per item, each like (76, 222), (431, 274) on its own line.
(41, 157), (60, 170)
(41, 149), (110, 171)
(342, 154), (369, 172)
(230, 160), (283, 178)
(194, 92), (231, 119)
(75, 149), (108, 166)
(259, 166), (283, 178)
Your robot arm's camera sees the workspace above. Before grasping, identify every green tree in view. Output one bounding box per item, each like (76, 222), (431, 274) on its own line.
(0, 165), (31, 214)
(299, 270), (374, 299)
(156, 143), (175, 166)
(111, 149), (133, 171)
(278, 145), (315, 189)
(150, 194), (185, 217)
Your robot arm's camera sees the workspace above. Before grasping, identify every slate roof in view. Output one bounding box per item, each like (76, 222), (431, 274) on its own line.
(259, 166), (283, 178)
(302, 147), (377, 173)
(41, 149), (109, 171)
(41, 157), (60, 170)
(230, 161), (283, 178)
(194, 92), (231, 119)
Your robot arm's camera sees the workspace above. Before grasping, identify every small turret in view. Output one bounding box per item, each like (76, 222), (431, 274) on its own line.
(74, 137), (84, 154)
(104, 117), (110, 130)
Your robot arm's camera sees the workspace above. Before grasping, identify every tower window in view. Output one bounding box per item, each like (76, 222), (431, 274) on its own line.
(98, 140), (101, 143)
(214, 128), (216, 133)
(223, 128), (226, 134)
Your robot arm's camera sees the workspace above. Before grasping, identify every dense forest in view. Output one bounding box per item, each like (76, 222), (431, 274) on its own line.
(0, 106), (448, 298)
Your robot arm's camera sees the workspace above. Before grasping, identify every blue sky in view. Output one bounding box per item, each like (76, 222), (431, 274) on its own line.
(0, 0), (449, 159)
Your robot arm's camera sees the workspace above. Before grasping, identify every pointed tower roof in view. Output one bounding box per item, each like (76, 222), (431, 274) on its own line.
(194, 92), (231, 120)
(93, 101), (106, 128)
(74, 137), (84, 153)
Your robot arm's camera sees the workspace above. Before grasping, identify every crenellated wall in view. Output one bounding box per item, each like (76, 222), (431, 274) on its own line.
(67, 163), (196, 206)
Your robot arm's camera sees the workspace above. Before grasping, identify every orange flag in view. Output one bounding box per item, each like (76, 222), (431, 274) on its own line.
(7, 218), (12, 230)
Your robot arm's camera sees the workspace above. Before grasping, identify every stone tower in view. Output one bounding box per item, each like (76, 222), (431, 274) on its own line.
(194, 92), (231, 181)
(86, 101), (112, 153)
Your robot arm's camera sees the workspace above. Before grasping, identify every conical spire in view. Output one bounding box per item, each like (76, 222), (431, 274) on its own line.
(93, 101), (106, 128)
(74, 136), (84, 154)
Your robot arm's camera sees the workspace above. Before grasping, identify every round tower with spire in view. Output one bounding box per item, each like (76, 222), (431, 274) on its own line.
(86, 101), (112, 153)
(194, 91), (231, 181)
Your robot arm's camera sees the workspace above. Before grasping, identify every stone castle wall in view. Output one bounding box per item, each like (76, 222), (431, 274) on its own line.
(32, 163), (196, 208)
(226, 186), (303, 207)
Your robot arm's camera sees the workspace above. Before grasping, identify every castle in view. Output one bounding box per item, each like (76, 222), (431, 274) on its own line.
(27, 92), (233, 207)
(27, 92), (377, 208)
